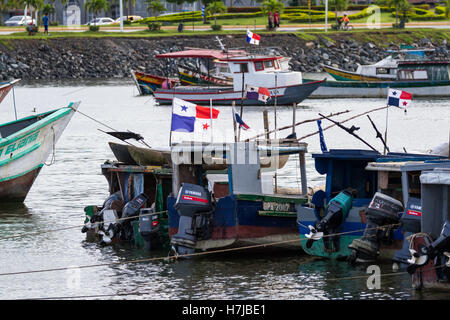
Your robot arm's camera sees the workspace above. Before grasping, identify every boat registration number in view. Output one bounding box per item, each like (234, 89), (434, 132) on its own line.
(262, 202), (292, 212)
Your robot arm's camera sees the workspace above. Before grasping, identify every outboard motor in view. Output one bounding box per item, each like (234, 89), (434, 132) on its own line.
(98, 209), (119, 245)
(118, 193), (148, 241)
(392, 197), (422, 270)
(139, 207), (162, 251)
(305, 188), (356, 251)
(348, 192), (403, 263)
(82, 191), (123, 234)
(407, 221), (450, 274)
(170, 183), (213, 257)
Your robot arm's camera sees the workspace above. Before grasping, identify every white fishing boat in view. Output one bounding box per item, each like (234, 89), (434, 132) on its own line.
(153, 54), (325, 106)
(0, 101), (80, 202)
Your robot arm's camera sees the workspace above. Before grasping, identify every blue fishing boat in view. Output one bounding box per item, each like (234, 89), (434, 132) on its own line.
(297, 149), (446, 261)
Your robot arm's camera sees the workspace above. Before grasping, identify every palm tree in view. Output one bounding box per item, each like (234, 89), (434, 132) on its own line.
(145, 0), (167, 22)
(206, 1), (226, 26)
(260, 0), (284, 14)
(17, 0), (44, 25)
(331, 0), (348, 23)
(387, 0), (408, 25)
(0, 0), (12, 25)
(84, 0), (109, 27)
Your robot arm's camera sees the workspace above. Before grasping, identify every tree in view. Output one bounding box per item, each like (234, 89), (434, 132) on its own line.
(0, 0), (12, 25)
(84, 0), (109, 26)
(145, 0), (167, 22)
(206, 1), (226, 26)
(387, 0), (409, 25)
(17, 0), (44, 25)
(260, 0), (284, 14)
(331, 0), (348, 23)
(446, 0), (450, 19)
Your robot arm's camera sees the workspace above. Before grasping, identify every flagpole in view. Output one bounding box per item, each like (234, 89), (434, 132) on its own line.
(232, 101), (238, 142)
(238, 71), (245, 141)
(384, 86), (390, 155)
(169, 99), (174, 147)
(210, 98), (213, 144)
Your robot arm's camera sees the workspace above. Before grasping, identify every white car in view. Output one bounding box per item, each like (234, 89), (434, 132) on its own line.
(86, 17), (115, 26)
(5, 15), (36, 26)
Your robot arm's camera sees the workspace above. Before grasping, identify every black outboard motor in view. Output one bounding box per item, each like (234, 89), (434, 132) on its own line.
(392, 197), (422, 269)
(170, 183), (214, 257)
(407, 221), (450, 274)
(139, 207), (162, 251)
(348, 192), (403, 263)
(305, 188), (357, 251)
(118, 193), (148, 241)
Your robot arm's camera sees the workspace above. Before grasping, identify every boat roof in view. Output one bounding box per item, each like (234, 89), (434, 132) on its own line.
(365, 159), (450, 172)
(420, 168), (450, 185)
(155, 49), (246, 60)
(219, 55), (284, 62)
(397, 60), (450, 66)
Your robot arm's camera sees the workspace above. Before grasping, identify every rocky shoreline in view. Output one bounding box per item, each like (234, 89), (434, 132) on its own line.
(0, 33), (448, 81)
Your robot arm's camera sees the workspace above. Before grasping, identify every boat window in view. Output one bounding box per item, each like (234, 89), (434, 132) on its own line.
(398, 70), (413, 80)
(274, 60), (280, 69)
(254, 61), (264, 71)
(263, 60), (274, 69)
(376, 68), (389, 74)
(413, 70), (428, 80)
(238, 63), (248, 73)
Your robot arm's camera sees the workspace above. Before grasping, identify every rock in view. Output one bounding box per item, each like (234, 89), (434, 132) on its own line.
(322, 53), (329, 60)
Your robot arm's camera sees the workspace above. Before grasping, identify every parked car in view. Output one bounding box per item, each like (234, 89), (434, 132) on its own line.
(86, 17), (115, 26)
(4, 15), (36, 26)
(115, 15), (142, 23)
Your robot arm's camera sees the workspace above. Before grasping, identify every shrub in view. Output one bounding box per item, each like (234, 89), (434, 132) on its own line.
(25, 24), (38, 34)
(49, 21), (59, 26)
(147, 21), (162, 31)
(210, 24), (222, 31)
(123, 20), (132, 25)
(89, 25), (99, 31)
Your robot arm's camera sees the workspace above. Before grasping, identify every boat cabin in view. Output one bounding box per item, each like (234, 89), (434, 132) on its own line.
(355, 56), (398, 80)
(396, 60), (450, 81)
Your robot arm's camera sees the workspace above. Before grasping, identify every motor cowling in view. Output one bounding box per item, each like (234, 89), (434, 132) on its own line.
(139, 207), (162, 251)
(170, 183), (213, 257)
(118, 193), (148, 241)
(348, 192), (403, 263)
(305, 188), (356, 251)
(392, 197), (422, 268)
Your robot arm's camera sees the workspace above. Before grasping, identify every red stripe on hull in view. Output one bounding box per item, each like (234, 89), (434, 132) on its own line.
(0, 167), (42, 202)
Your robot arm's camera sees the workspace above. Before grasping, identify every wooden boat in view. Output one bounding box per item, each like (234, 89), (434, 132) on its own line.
(307, 59), (450, 98)
(0, 102), (80, 202)
(0, 79), (20, 104)
(297, 149), (446, 260)
(108, 142), (138, 165)
(154, 54), (325, 106)
(131, 70), (179, 95)
(167, 141), (310, 255)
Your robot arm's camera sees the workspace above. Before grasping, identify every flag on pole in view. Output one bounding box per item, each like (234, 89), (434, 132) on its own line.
(246, 29), (260, 45)
(171, 97), (219, 133)
(232, 106), (250, 130)
(387, 88), (412, 109)
(246, 84), (271, 103)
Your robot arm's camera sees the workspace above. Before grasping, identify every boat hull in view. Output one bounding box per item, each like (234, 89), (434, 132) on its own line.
(0, 102), (79, 202)
(154, 80), (325, 106)
(131, 70), (178, 95)
(322, 65), (394, 82)
(305, 79), (450, 98)
(168, 194), (307, 252)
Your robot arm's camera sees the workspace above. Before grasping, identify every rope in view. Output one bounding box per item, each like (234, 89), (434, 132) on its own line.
(0, 222), (401, 277)
(0, 210), (168, 241)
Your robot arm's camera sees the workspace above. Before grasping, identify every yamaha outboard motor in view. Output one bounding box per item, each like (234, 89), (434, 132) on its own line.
(139, 207), (162, 251)
(170, 183), (213, 257)
(407, 221), (450, 274)
(118, 193), (148, 241)
(392, 197), (422, 270)
(348, 192), (403, 263)
(305, 188), (356, 251)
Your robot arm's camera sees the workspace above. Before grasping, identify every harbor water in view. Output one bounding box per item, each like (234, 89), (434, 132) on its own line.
(0, 78), (449, 300)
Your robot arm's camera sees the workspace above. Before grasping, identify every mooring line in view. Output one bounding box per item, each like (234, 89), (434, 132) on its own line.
(0, 223), (401, 278)
(0, 210), (168, 241)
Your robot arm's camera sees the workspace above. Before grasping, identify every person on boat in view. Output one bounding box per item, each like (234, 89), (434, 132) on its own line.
(268, 11), (273, 31)
(339, 14), (350, 29)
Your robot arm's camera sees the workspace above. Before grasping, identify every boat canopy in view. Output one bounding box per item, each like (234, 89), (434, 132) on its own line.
(155, 49), (246, 60)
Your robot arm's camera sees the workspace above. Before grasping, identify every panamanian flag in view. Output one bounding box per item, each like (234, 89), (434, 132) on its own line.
(387, 88), (412, 109)
(232, 106), (250, 130)
(246, 84), (271, 103)
(246, 29), (260, 45)
(171, 98), (220, 133)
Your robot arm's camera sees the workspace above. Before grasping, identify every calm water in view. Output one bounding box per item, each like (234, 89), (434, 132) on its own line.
(0, 78), (449, 300)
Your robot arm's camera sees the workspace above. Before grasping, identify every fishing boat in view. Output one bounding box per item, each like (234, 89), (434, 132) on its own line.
(167, 140), (309, 256)
(0, 79), (20, 104)
(307, 59), (450, 98)
(297, 149), (447, 261)
(153, 54), (325, 106)
(406, 167), (450, 290)
(0, 102), (80, 202)
(131, 48), (245, 95)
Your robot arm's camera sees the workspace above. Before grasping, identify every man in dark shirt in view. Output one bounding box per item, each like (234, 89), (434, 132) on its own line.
(42, 14), (49, 35)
